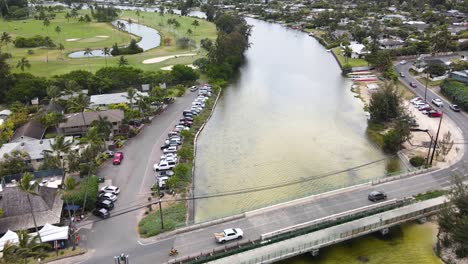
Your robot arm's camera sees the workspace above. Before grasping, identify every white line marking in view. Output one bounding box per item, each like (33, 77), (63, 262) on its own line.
(451, 168), (458, 172)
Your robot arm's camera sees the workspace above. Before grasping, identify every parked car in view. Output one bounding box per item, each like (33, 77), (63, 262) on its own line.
(400, 72), (405, 77)
(175, 125), (189, 131)
(410, 97), (423, 104)
(431, 98), (444, 107)
(418, 105), (432, 112)
(190, 86), (198, 92)
(400, 60), (407, 65)
(410, 82), (417, 88)
(96, 199), (114, 210)
(100, 185), (120, 195)
(158, 170), (175, 177)
(161, 142), (171, 150)
(104, 150), (114, 157)
(93, 208), (110, 219)
(163, 146), (178, 154)
(154, 160), (176, 171)
(449, 104), (461, 112)
(97, 177), (105, 183)
(368, 191), (387, 202)
(99, 192), (117, 202)
(214, 228), (244, 243)
(112, 152), (124, 165)
(428, 110), (442, 117)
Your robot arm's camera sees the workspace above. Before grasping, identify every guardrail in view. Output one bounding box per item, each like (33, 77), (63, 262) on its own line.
(372, 167), (438, 185)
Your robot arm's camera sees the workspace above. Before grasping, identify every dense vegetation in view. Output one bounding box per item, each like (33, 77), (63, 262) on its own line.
(62, 176), (99, 211)
(440, 80), (468, 111)
(91, 6), (120, 22)
(14, 35), (56, 48)
(110, 39), (143, 56)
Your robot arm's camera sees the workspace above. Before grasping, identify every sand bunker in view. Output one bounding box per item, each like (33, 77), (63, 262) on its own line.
(96, 35), (109, 38)
(142, 53), (196, 64)
(161, 64), (197, 71)
(66, 38), (80, 42)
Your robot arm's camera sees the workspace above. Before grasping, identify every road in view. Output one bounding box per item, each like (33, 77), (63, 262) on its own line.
(77, 91), (199, 261)
(74, 56), (468, 264)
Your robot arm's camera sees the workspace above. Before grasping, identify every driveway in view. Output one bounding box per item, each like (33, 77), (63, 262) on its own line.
(77, 91), (198, 260)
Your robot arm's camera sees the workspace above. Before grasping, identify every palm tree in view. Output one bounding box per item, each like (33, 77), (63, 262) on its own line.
(344, 45), (352, 64)
(16, 57), (31, 71)
(191, 19), (199, 33)
(84, 47), (92, 70)
(68, 93), (90, 134)
(1, 230), (50, 263)
(136, 9), (141, 24)
(118, 55), (128, 67)
(1, 32), (12, 52)
(136, 93), (149, 119)
(50, 136), (73, 187)
(43, 19), (50, 63)
(17, 173), (41, 241)
(92, 115), (112, 150)
(125, 87), (137, 110)
(55, 25), (62, 43)
(61, 176), (78, 249)
(102, 47), (110, 66)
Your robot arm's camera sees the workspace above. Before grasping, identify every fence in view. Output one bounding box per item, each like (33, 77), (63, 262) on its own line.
(372, 167), (438, 185)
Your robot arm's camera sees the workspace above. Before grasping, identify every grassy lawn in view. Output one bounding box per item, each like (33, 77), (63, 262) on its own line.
(138, 202), (186, 238)
(395, 81), (416, 100)
(331, 47), (368, 68)
(416, 76), (444, 87)
(3, 9), (216, 76)
(414, 190), (447, 201)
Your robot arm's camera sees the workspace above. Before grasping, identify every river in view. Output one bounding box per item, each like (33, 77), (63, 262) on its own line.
(193, 18), (387, 222)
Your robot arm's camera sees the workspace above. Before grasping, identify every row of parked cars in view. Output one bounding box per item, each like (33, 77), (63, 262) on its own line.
(410, 97), (444, 117)
(93, 185), (121, 219)
(153, 84), (213, 189)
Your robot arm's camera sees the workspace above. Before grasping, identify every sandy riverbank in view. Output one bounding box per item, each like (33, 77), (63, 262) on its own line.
(142, 53), (197, 64)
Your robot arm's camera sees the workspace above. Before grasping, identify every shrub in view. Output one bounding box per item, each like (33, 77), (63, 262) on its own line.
(410, 156), (426, 167)
(14, 35), (55, 48)
(62, 176), (99, 211)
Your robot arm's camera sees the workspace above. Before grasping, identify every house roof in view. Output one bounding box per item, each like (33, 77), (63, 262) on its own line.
(90, 91), (148, 106)
(0, 186), (63, 234)
(0, 137), (74, 160)
(379, 39), (405, 46)
(59, 109), (124, 129)
(451, 70), (468, 78)
(0, 110), (11, 116)
(349, 42), (367, 54)
(10, 120), (46, 143)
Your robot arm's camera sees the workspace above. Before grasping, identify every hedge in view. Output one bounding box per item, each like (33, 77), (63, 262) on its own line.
(440, 80), (468, 110)
(62, 176), (99, 211)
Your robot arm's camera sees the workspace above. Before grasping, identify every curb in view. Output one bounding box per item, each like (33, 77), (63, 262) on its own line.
(372, 167), (439, 186)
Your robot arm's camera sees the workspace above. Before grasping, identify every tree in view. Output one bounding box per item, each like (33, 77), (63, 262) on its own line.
(0, 32), (12, 51)
(68, 93), (89, 133)
(16, 57), (30, 72)
(92, 115), (112, 149)
(118, 56), (128, 67)
(0, 151), (33, 177)
(125, 87), (137, 110)
(437, 175), (468, 259)
(343, 45), (352, 64)
(426, 63), (446, 77)
(102, 47), (110, 66)
(17, 173), (41, 240)
(50, 135), (72, 187)
(368, 82), (403, 122)
(171, 64), (199, 83)
(1, 230), (50, 263)
(438, 131), (454, 161)
(187, 28), (193, 35)
(84, 47), (92, 69)
(54, 25), (62, 45)
(382, 120), (411, 153)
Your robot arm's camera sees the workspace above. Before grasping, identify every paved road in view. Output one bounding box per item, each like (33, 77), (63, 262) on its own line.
(76, 56), (468, 264)
(77, 91), (199, 261)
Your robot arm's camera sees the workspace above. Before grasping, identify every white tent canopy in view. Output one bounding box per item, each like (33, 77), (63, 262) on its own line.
(0, 230), (19, 251)
(30, 224), (69, 243)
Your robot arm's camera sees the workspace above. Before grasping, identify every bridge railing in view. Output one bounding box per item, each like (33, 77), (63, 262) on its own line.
(167, 198), (415, 264)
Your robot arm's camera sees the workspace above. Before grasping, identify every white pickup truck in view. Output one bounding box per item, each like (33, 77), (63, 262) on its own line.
(214, 228), (244, 243)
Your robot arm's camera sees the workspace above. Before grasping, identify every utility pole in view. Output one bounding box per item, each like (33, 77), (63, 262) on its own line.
(424, 131), (433, 167)
(156, 176), (164, 230)
(430, 113), (443, 165)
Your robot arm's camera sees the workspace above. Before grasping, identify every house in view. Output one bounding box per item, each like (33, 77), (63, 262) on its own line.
(348, 42), (369, 58)
(10, 120), (46, 143)
(450, 70), (468, 84)
(382, 14), (406, 21)
(0, 185), (63, 234)
(379, 39), (405, 49)
(332, 30), (353, 41)
(59, 109), (124, 136)
(89, 91), (148, 109)
(404, 21), (429, 32)
(0, 137), (74, 169)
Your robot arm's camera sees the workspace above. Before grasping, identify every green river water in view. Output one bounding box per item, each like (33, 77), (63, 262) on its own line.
(279, 222), (442, 264)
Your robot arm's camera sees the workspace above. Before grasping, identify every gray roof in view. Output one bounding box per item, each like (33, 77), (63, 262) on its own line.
(0, 110), (11, 116)
(0, 137), (74, 160)
(59, 110), (124, 129)
(10, 120), (46, 143)
(451, 70), (468, 78)
(90, 91), (148, 106)
(0, 186), (63, 234)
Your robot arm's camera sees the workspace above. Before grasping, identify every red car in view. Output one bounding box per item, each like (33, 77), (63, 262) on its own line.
(113, 152), (124, 165)
(428, 111), (442, 118)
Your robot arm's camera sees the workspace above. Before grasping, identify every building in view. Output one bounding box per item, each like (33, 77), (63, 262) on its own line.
(0, 185), (63, 234)
(379, 39), (405, 49)
(59, 109), (124, 136)
(332, 30), (353, 41)
(450, 70), (468, 84)
(0, 137), (74, 169)
(348, 42), (369, 59)
(89, 91), (148, 109)
(10, 120), (46, 143)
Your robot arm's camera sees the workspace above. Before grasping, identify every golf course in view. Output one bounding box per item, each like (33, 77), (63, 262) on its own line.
(1, 7), (217, 76)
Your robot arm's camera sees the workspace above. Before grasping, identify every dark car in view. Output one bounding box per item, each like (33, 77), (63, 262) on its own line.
(97, 177), (105, 183)
(368, 191), (387, 202)
(93, 208), (110, 219)
(410, 82), (417, 88)
(450, 104), (461, 112)
(161, 142), (171, 150)
(96, 199), (114, 210)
